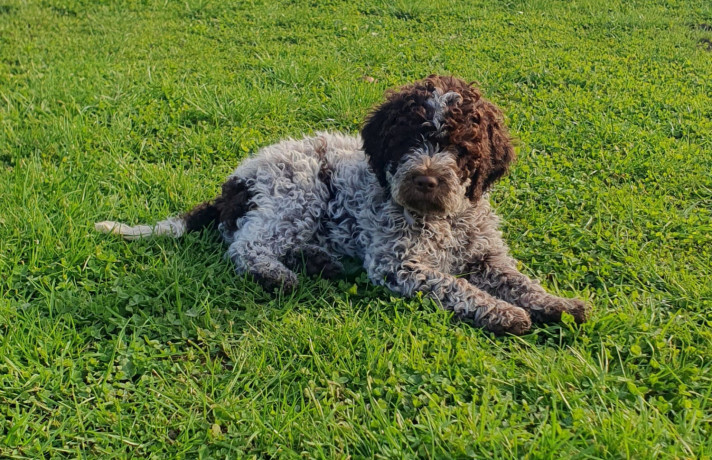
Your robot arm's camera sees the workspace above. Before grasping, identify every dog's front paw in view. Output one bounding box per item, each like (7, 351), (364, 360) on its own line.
(562, 298), (590, 324)
(483, 304), (532, 336)
(529, 296), (590, 324)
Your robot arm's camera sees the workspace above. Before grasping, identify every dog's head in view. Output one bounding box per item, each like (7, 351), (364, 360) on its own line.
(361, 75), (514, 216)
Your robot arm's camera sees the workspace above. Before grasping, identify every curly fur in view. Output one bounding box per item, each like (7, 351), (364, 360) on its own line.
(95, 75), (589, 335)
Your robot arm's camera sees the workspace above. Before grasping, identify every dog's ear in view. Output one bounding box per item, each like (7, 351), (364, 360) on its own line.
(451, 97), (515, 202)
(360, 99), (393, 187)
(478, 99), (515, 197)
(361, 83), (434, 187)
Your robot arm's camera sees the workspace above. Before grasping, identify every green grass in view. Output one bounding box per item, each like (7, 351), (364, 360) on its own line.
(1, 0), (711, 457)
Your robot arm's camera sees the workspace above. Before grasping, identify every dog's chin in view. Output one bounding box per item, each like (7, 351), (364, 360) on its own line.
(394, 189), (453, 217)
(403, 201), (447, 216)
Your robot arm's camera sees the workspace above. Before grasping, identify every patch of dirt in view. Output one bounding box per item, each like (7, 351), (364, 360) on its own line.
(699, 38), (712, 51)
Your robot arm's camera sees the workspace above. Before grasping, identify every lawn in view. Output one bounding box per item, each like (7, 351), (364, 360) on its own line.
(1, 0), (711, 457)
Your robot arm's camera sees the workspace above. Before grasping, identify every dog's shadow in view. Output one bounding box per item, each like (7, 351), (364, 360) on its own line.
(90, 230), (586, 370)
(90, 231), (371, 335)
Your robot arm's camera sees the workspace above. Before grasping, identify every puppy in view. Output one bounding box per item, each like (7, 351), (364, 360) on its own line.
(96, 75), (589, 335)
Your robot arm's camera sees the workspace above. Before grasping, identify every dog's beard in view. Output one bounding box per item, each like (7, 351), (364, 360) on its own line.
(388, 149), (468, 217)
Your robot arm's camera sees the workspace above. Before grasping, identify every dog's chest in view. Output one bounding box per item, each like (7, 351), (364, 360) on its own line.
(401, 216), (484, 273)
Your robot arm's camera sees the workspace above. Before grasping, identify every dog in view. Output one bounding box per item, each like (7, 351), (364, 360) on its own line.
(96, 75), (589, 335)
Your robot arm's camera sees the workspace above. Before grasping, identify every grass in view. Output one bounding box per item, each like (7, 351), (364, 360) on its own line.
(1, 0), (711, 457)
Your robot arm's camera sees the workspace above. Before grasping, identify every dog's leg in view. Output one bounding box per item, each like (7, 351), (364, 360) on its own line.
(465, 252), (589, 324)
(228, 238), (299, 293)
(284, 244), (344, 280)
(369, 261), (531, 335)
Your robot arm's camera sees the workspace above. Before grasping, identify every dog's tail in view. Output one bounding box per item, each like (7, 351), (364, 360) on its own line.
(94, 202), (219, 241)
(95, 177), (253, 241)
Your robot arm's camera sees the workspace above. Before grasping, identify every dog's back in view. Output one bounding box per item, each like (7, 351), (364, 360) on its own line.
(95, 132), (362, 243)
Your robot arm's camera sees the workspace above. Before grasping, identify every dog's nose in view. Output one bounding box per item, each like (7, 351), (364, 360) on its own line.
(413, 175), (438, 192)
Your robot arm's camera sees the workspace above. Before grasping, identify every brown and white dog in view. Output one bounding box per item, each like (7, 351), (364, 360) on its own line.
(96, 75), (589, 335)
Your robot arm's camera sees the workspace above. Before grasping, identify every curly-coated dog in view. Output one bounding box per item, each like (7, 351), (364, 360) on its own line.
(96, 75), (589, 335)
